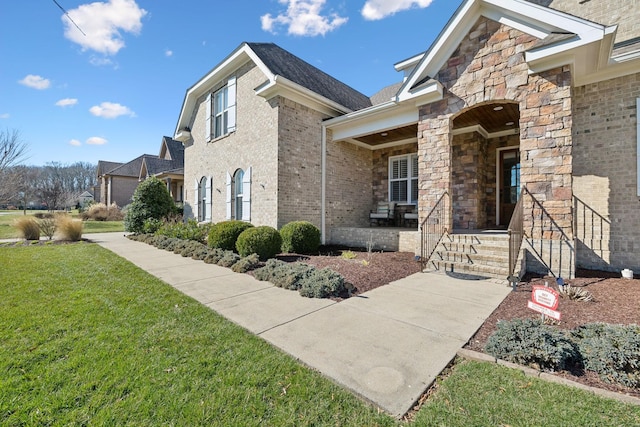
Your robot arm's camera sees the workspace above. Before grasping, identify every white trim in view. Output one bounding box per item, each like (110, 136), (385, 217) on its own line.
(452, 124), (520, 139)
(496, 145), (520, 226)
(389, 153), (419, 205)
(637, 98), (640, 198)
(321, 125), (327, 245)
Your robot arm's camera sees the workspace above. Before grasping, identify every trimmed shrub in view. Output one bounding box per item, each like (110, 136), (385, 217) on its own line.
(143, 218), (164, 234)
(34, 212), (54, 219)
(162, 238), (183, 252)
(204, 248), (226, 264)
(299, 268), (346, 298)
(207, 220), (254, 251)
(231, 254), (261, 273)
(571, 323), (640, 388)
(14, 216), (40, 240)
(124, 177), (177, 233)
(253, 259), (313, 290)
(172, 240), (191, 254)
(484, 318), (579, 371)
(217, 251), (241, 268)
(280, 221), (321, 254)
(55, 215), (83, 241)
(191, 246), (210, 261)
(180, 241), (207, 257)
(236, 226), (282, 260)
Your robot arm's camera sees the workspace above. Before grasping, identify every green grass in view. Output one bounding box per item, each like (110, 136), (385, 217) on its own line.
(0, 210), (123, 239)
(1, 244), (639, 426)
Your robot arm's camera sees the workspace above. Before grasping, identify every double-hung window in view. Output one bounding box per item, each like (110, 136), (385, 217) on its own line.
(389, 153), (418, 204)
(205, 76), (236, 142)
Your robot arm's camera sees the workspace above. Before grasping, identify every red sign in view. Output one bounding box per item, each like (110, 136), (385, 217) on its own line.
(528, 285), (561, 320)
(531, 285), (559, 310)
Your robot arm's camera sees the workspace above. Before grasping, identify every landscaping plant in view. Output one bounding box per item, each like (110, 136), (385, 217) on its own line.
(13, 216), (40, 240)
(236, 225), (282, 260)
(207, 220), (253, 251)
(124, 177), (177, 233)
(55, 215), (84, 241)
(280, 220), (321, 254)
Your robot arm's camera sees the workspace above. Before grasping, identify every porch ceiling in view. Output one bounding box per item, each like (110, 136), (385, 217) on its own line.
(353, 124), (417, 146)
(453, 103), (520, 134)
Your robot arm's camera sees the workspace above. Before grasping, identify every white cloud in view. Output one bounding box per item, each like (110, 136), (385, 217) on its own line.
(86, 137), (108, 145)
(18, 74), (51, 90)
(89, 102), (135, 119)
(0, 113), (9, 119)
(63, 0), (147, 55)
(69, 139), (82, 146)
(361, 0), (433, 20)
(90, 56), (116, 67)
(165, 49), (173, 57)
(261, 0), (348, 36)
(56, 98), (78, 107)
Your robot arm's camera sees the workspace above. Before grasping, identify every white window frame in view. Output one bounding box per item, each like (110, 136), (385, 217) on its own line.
(213, 86), (229, 139)
(389, 153), (418, 205)
(206, 76), (236, 142)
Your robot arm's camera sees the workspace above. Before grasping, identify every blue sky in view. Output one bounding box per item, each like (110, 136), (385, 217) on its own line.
(1, 0), (461, 167)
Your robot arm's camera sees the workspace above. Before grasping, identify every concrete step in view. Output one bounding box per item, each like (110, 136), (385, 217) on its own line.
(432, 251), (510, 268)
(427, 259), (510, 281)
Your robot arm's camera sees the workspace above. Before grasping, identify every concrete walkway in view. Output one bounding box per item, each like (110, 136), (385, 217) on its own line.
(88, 232), (511, 418)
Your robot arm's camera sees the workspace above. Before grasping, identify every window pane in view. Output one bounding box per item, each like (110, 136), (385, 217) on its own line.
(391, 158), (408, 179)
(411, 154), (418, 178)
(411, 178), (418, 203)
(390, 181), (407, 202)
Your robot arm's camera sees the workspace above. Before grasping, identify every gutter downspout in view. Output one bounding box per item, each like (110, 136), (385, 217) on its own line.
(321, 124), (327, 245)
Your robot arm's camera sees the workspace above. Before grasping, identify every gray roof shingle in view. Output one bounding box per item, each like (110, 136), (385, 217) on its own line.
(247, 42), (372, 112)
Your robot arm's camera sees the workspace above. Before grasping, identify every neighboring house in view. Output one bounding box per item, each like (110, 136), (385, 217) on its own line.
(175, 0), (640, 279)
(97, 136), (185, 207)
(77, 190), (94, 208)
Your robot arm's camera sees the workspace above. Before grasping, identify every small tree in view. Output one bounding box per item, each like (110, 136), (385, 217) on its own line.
(124, 177), (176, 233)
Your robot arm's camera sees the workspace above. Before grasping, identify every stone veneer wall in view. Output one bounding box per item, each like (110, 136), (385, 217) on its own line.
(276, 97), (328, 229)
(572, 72), (640, 272)
(418, 17), (574, 277)
(452, 132), (487, 229)
(183, 62), (280, 227)
(526, 0), (640, 44)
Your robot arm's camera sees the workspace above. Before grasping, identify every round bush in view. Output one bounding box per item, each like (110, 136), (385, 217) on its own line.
(207, 220), (254, 251)
(124, 177), (177, 233)
(236, 226), (282, 261)
(280, 221), (321, 254)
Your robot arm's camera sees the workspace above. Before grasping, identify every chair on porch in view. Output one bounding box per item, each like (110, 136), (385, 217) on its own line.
(403, 209), (419, 228)
(369, 202), (396, 226)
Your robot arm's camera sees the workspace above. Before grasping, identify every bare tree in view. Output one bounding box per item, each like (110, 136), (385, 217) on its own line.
(0, 129), (30, 204)
(33, 162), (97, 210)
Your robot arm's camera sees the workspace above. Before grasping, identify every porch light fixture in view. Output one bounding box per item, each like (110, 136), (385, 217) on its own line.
(493, 106), (504, 111)
(381, 132), (388, 137)
(505, 121), (515, 126)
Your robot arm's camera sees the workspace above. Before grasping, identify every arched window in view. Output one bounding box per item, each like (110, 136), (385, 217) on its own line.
(234, 169), (244, 220)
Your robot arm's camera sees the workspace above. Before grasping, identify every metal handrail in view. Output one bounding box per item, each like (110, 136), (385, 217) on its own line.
(507, 187), (527, 279)
(420, 191), (450, 270)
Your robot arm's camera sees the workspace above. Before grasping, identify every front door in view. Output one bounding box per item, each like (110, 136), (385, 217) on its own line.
(499, 148), (520, 227)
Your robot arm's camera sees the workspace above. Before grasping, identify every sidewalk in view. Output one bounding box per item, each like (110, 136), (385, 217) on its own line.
(88, 232), (511, 417)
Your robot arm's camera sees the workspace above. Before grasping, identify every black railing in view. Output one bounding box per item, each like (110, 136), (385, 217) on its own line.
(507, 187), (527, 278)
(420, 191), (450, 271)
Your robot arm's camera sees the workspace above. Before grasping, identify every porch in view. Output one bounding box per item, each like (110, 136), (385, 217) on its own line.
(329, 226), (420, 253)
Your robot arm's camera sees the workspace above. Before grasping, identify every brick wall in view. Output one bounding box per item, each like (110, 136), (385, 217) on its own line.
(526, 0), (640, 43)
(276, 98), (328, 229)
(325, 134), (373, 229)
(573, 72), (640, 271)
(183, 62), (280, 227)
(110, 176), (139, 207)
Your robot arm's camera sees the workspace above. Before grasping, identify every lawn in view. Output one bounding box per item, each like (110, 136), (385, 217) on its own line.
(0, 210), (123, 239)
(1, 244), (639, 426)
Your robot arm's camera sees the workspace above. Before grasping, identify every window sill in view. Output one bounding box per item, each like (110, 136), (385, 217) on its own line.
(208, 131), (235, 144)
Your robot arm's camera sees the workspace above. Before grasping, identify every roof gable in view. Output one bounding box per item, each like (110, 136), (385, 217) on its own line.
(398, 0), (614, 102)
(106, 155), (156, 178)
(174, 42), (371, 138)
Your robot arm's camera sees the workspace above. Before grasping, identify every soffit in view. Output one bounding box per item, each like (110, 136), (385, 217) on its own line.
(453, 103), (520, 134)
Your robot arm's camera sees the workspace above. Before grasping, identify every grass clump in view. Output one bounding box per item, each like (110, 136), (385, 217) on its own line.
(81, 202), (124, 221)
(208, 220), (253, 251)
(236, 225), (282, 260)
(55, 215), (83, 241)
(484, 318), (579, 371)
(280, 221), (321, 254)
(14, 216), (40, 240)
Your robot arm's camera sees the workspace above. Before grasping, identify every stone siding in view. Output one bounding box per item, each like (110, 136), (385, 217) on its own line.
(573, 72), (640, 272)
(418, 17), (575, 277)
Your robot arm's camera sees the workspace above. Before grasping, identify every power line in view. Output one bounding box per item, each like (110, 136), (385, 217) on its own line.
(51, 0), (86, 36)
